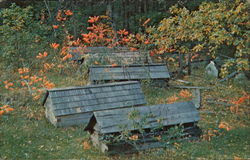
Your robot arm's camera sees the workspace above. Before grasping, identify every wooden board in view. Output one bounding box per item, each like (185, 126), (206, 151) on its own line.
(90, 124), (201, 154)
(68, 47), (151, 65)
(85, 101), (200, 134)
(43, 81), (146, 127)
(89, 64), (170, 82)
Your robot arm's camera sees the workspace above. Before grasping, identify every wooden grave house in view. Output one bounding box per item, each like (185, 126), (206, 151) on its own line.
(43, 81), (146, 127)
(89, 63), (170, 84)
(68, 47), (152, 65)
(84, 101), (201, 153)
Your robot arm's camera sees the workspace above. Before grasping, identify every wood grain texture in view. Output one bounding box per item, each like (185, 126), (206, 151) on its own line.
(43, 81), (146, 127)
(89, 101), (200, 134)
(68, 47), (152, 64)
(89, 64), (170, 81)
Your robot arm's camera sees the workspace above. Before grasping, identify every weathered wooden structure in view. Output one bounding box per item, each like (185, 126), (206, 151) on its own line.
(43, 81), (146, 127)
(85, 101), (201, 153)
(68, 47), (152, 65)
(89, 63), (170, 84)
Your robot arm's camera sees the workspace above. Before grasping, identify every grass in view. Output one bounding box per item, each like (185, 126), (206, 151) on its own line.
(0, 67), (250, 159)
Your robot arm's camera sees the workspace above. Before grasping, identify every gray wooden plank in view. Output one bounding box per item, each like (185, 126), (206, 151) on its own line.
(95, 103), (197, 128)
(54, 93), (145, 112)
(91, 73), (151, 80)
(90, 72), (169, 80)
(52, 88), (142, 105)
(54, 98), (146, 116)
(92, 101), (200, 134)
(48, 81), (141, 98)
(56, 113), (93, 127)
(90, 65), (168, 73)
(90, 63), (166, 68)
(149, 72), (170, 78)
(50, 85), (141, 102)
(92, 71), (168, 78)
(48, 81), (139, 92)
(89, 65), (170, 81)
(57, 117), (90, 127)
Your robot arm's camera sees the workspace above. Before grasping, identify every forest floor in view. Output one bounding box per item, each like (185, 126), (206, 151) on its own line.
(0, 66), (250, 160)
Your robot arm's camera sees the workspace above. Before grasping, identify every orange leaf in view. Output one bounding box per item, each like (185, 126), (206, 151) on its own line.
(219, 122), (231, 131)
(0, 110), (4, 116)
(179, 89), (192, 98)
(167, 95), (179, 104)
(82, 141), (91, 150)
(144, 40), (150, 44)
(130, 47), (138, 51)
(88, 16), (99, 23)
(53, 25), (59, 29)
(64, 10), (73, 16)
(5, 107), (14, 113)
(111, 63), (118, 67)
(129, 134), (139, 141)
(50, 43), (60, 49)
(143, 18), (151, 26)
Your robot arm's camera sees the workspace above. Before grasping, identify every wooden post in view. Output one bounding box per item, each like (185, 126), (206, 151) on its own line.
(191, 89), (201, 109)
(178, 52), (184, 77)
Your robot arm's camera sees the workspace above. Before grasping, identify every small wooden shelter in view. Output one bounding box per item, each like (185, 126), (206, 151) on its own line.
(85, 101), (200, 153)
(68, 47), (152, 65)
(43, 81), (146, 127)
(89, 63), (170, 84)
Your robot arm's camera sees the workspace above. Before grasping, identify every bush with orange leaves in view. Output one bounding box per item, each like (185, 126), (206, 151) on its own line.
(167, 90), (192, 104)
(0, 105), (14, 117)
(3, 65), (55, 101)
(230, 94), (250, 113)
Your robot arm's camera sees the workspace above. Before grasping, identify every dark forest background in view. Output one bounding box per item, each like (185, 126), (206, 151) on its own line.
(0, 0), (218, 33)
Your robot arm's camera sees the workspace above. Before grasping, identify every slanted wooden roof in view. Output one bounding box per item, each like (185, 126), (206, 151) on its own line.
(85, 101), (200, 134)
(88, 51), (151, 65)
(68, 47), (129, 61)
(89, 64), (170, 82)
(43, 81), (146, 117)
(84, 47), (129, 53)
(68, 47), (151, 65)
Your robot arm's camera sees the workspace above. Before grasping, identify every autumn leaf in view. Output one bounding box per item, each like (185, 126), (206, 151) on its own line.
(88, 16), (99, 23)
(130, 47), (138, 51)
(52, 25), (59, 29)
(179, 89), (192, 98)
(234, 156), (242, 160)
(0, 110), (4, 116)
(64, 10), (73, 16)
(129, 134), (139, 141)
(117, 29), (129, 35)
(167, 95), (179, 104)
(142, 18), (151, 26)
(82, 141), (91, 150)
(111, 63), (118, 67)
(50, 43), (60, 49)
(219, 122), (231, 131)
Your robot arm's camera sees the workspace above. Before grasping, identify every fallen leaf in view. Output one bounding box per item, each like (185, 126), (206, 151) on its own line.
(82, 141), (91, 150)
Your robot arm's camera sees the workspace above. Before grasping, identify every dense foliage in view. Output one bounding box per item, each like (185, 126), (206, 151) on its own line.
(0, 4), (51, 68)
(149, 0), (250, 77)
(0, 1), (250, 159)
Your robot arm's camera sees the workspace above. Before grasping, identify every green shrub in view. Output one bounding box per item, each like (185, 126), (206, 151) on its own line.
(0, 4), (51, 69)
(149, 0), (250, 77)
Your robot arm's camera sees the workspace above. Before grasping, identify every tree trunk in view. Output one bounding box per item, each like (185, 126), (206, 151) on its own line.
(178, 53), (184, 77)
